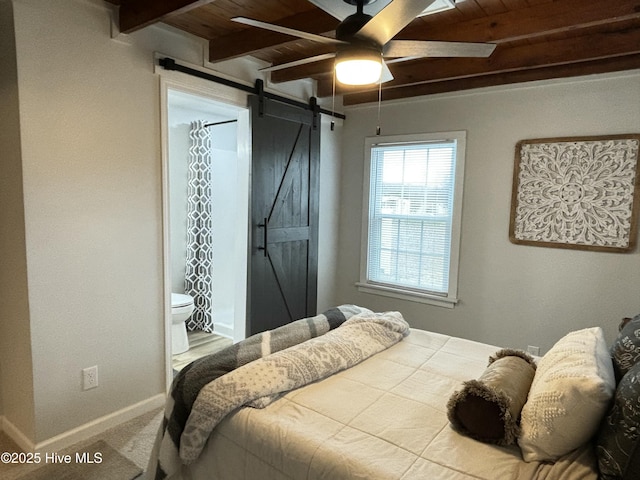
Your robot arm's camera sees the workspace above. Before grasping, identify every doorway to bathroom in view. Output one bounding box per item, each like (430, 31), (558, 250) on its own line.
(162, 84), (250, 380)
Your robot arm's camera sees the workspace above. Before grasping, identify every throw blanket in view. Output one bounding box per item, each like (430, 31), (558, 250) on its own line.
(150, 305), (372, 480)
(180, 310), (410, 464)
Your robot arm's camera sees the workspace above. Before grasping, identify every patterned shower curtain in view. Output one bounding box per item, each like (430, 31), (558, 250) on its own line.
(184, 120), (214, 332)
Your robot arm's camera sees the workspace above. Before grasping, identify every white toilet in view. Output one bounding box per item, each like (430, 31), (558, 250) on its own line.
(171, 293), (194, 355)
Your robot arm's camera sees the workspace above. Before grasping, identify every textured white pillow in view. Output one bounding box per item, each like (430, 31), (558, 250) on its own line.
(518, 327), (615, 462)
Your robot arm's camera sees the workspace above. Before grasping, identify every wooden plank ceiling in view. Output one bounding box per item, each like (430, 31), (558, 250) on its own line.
(106, 0), (640, 105)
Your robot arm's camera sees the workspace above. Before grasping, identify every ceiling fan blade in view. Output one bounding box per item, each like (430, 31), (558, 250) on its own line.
(384, 40), (497, 58)
(380, 61), (394, 83)
(260, 53), (337, 72)
(355, 0), (438, 46)
(232, 17), (346, 45)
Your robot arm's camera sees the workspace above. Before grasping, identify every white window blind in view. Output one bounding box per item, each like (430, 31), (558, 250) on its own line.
(366, 140), (457, 295)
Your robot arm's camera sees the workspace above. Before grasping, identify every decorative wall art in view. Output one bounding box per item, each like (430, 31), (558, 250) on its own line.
(509, 134), (640, 252)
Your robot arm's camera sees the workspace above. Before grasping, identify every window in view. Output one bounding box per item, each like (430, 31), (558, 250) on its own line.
(358, 132), (466, 308)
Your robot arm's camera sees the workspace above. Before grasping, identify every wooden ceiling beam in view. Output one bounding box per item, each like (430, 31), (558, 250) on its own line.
(271, 58), (334, 83)
(208, 9), (339, 62)
(340, 54), (640, 105)
(117, 0), (215, 33)
(400, 0), (640, 43)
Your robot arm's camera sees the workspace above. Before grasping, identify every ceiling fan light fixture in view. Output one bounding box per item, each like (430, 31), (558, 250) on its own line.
(335, 48), (382, 85)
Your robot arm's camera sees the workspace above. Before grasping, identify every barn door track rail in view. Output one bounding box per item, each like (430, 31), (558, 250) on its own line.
(159, 57), (346, 125)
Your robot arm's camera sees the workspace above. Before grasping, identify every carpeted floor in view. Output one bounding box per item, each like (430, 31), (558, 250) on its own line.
(0, 335), (231, 480)
(0, 407), (164, 480)
(13, 440), (141, 480)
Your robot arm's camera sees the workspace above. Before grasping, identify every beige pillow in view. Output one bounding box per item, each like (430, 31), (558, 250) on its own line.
(518, 327), (615, 462)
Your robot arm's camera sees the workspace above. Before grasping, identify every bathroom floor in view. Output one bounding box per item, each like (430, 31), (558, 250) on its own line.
(172, 331), (233, 372)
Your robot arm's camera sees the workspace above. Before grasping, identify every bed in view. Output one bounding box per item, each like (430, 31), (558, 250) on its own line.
(148, 306), (640, 480)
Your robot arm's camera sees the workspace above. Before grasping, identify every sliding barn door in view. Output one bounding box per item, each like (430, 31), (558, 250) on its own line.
(247, 95), (320, 335)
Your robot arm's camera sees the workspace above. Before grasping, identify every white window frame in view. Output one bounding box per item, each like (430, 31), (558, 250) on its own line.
(357, 131), (466, 308)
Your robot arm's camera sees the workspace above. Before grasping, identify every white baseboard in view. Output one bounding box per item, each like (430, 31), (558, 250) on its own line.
(213, 322), (234, 339)
(0, 394), (165, 453)
(1, 415), (35, 453)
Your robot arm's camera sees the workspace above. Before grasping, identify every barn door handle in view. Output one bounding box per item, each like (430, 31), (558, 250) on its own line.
(257, 218), (268, 257)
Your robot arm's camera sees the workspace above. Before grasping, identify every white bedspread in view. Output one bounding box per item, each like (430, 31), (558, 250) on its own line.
(163, 329), (599, 480)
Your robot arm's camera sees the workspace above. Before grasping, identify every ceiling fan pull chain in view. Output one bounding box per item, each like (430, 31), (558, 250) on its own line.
(331, 63), (337, 131)
(376, 79), (382, 136)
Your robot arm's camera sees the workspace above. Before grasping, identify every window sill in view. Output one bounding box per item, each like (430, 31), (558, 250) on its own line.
(355, 282), (458, 309)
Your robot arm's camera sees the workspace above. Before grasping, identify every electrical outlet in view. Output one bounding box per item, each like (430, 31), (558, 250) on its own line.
(527, 345), (540, 356)
(82, 366), (99, 390)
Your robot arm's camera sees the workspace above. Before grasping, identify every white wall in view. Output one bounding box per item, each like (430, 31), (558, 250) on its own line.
(10, 0), (188, 443)
(169, 121), (191, 292)
(2, 0), (343, 445)
(317, 115), (344, 312)
(336, 71), (640, 353)
(0, 0), (35, 439)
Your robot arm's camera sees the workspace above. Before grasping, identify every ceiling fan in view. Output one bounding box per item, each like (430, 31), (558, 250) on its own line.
(232, 0), (496, 86)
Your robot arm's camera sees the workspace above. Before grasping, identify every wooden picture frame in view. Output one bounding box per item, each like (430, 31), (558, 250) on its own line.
(509, 134), (640, 253)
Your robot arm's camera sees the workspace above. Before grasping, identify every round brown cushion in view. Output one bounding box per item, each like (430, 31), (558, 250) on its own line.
(447, 349), (536, 445)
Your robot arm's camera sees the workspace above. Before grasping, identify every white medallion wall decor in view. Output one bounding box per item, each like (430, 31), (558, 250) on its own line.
(509, 134), (640, 252)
